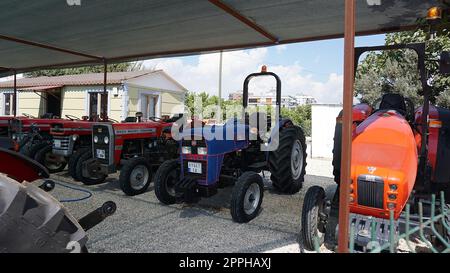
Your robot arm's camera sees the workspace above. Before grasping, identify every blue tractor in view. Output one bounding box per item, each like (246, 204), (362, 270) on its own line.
(154, 67), (308, 223)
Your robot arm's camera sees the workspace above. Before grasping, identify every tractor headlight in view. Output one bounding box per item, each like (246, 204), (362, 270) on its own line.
(389, 184), (398, 191)
(182, 146), (191, 154)
(387, 203), (396, 210)
(12, 134), (17, 140)
(388, 194), (397, 201)
(93, 135), (99, 143)
(104, 136), (109, 144)
(197, 147), (207, 155)
(72, 134), (79, 141)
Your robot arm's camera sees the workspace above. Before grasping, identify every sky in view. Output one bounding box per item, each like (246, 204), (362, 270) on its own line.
(142, 34), (386, 104)
(0, 34), (386, 104)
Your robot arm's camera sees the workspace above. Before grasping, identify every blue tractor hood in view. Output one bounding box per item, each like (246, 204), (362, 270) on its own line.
(180, 120), (250, 155)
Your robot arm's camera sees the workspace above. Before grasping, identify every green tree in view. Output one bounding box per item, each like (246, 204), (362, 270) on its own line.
(25, 62), (143, 77)
(355, 27), (450, 108)
(281, 105), (311, 136)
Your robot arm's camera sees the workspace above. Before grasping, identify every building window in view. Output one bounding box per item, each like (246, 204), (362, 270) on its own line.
(89, 92), (108, 118)
(140, 94), (159, 119)
(3, 93), (14, 115)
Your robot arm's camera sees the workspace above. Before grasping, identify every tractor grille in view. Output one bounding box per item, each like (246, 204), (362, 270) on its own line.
(92, 124), (113, 165)
(357, 175), (384, 209)
(52, 136), (73, 155)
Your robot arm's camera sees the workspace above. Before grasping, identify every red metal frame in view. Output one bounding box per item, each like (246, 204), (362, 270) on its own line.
(208, 0), (278, 43)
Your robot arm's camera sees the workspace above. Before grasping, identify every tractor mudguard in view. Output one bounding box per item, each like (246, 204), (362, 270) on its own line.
(0, 147), (49, 182)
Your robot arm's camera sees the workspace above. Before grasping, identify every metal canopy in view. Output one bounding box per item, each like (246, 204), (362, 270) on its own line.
(0, 0), (439, 76)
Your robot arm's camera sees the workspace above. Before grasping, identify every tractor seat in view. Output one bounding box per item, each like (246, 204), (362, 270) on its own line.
(378, 93), (407, 115)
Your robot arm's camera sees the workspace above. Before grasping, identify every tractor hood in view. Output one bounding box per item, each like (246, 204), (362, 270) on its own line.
(180, 121), (249, 155)
(350, 110), (418, 219)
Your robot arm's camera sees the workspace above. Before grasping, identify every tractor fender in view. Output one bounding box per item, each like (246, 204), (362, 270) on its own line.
(0, 147), (49, 182)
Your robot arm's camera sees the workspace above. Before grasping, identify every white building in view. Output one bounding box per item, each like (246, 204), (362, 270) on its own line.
(311, 103), (342, 159)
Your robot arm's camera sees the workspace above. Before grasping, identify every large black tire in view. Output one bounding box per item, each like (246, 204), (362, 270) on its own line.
(230, 171), (264, 223)
(34, 145), (67, 173)
(21, 142), (48, 159)
(76, 152), (107, 185)
(0, 174), (87, 252)
(119, 157), (152, 196)
(154, 159), (180, 205)
(269, 126), (307, 194)
(332, 114), (342, 184)
(301, 186), (327, 251)
(68, 147), (90, 181)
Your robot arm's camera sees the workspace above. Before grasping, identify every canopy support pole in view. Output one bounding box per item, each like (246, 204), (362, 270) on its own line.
(13, 70), (17, 117)
(337, 0), (356, 253)
(101, 59), (108, 121)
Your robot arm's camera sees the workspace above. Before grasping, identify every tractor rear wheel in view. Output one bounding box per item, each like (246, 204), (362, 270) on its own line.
(68, 147), (90, 181)
(0, 174), (87, 252)
(301, 186), (327, 251)
(154, 159), (180, 205)
(76, 152), (107, 185)
(269, 126), (306, 194)
(119, 157), (152, 196)
(230, 171), (264, 223)
(34, 145), (67, 173)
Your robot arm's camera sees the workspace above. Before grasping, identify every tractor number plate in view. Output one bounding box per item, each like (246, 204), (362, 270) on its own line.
(187, 162), (202, 174)
(54, 140), (61, 148)
(96, 149), (106, 159)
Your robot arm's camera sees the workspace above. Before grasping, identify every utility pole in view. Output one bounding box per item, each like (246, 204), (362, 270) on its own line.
(218, 50), (223, 123)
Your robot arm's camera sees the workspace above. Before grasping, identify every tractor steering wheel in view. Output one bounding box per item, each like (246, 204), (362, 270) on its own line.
(148, 116), (163, 122)
(22, 113), (36, 119)
(65, 115), (80, 121)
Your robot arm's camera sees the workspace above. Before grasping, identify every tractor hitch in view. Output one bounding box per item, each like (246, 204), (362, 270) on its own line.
(78, 201), (117, 231)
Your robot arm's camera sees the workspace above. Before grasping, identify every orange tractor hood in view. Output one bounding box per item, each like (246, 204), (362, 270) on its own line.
(350, 110), (418, 219)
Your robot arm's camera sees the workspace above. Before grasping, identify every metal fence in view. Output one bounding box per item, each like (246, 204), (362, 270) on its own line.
(312, 192), (449, 253)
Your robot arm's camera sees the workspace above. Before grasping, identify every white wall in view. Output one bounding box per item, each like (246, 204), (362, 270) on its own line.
(311, 104), (342, 159)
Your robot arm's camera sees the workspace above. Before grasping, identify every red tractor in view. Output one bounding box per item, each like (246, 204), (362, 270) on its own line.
(80, 114), (181, 196)
(48, 115), (111, 180)
(301, 43), (450, 251)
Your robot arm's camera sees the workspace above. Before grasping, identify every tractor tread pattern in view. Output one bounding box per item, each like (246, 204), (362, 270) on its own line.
(0, 174), (87, 253)
(301, 185), (326, 251)
(269, 126), (307, 194)
(154, 159), (179, 205)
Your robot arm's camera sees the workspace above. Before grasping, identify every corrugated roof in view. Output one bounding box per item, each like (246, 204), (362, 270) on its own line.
(0, 0), (440, 76)
(0, 70), (158, 88)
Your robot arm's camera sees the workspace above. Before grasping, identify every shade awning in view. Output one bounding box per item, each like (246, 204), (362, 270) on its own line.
(0, 0), (441, 76)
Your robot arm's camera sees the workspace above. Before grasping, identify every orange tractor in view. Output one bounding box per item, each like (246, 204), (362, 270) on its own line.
(301, 43), (450, 251)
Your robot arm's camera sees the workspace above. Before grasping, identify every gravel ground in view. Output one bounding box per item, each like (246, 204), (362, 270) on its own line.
(49, 157), (337, 253)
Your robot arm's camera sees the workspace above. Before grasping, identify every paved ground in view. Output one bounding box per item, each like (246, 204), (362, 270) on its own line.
(50, 157), (336, 253)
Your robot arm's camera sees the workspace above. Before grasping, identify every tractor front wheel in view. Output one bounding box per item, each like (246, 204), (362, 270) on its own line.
(269, 126), (307, 194)
(119, 157), (152, 196)
(76, 152), (107, 185)
(34, 144), (67, 173)
(230, 171), (264, 223)
(68, 147), (90, 181)
(300, 186), (327, 251)
(154, 159), (180, 205)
